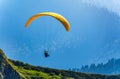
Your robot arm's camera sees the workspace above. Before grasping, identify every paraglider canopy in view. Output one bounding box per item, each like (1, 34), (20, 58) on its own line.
(25, 12), (70, 31)
(24, 12), (70, 58)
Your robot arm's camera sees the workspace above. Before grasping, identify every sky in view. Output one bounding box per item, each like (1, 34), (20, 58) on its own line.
(1, 0), (120, 70)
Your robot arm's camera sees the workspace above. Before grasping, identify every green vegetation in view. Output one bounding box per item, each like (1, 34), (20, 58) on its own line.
(9, 59), (107, 79)
(16, 67), (62, 79)
(10, 60), (74, 79)
(1, 49), (120, 79)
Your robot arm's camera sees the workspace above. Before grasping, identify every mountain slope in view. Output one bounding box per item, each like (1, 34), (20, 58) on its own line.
(0, 49), (24, 79)
(0, 49), (120, 79)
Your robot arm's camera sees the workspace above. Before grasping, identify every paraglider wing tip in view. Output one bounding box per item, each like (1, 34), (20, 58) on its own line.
(66, 26), (70, 32)
(25, 26), (27, 28)
(66, 29), (70, 32)
(25, 24), (29, 28)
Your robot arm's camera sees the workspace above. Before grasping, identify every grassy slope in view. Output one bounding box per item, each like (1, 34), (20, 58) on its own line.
(1, 49), (120, 79)
(10, 60), (75, 79)
(10, 59), (111, 79)
(11, 60), (120, 79)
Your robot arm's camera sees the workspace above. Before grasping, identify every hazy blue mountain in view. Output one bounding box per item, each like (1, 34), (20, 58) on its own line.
(70, 58), (120, 75)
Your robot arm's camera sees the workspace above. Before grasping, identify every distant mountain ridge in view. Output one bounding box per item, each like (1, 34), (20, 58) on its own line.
(70, 58), (120, 75)
(1, 49), (120, 79)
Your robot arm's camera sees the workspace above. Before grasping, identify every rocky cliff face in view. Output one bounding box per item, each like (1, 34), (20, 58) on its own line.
(0, 49), (24, 79)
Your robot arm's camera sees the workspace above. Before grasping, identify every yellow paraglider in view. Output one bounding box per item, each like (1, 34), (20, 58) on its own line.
(25, 12), (70, 31)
